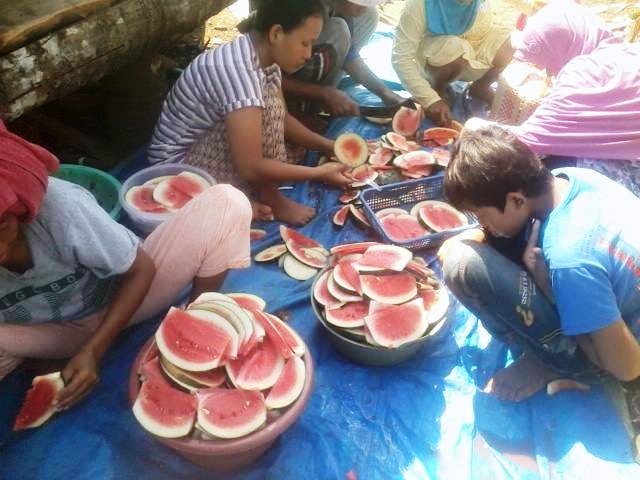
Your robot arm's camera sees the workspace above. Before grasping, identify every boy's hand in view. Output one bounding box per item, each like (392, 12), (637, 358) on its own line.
(55, 349), (100, 410)
(315, 162), (352, 187)
(523, 220), (553, 299)
(426, 100), (452, 126)
(437, 228), (485, 264)
(321, 88), (360, 117)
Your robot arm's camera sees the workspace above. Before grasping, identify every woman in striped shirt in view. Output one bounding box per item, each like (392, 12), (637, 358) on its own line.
(149, 0), (352, 225)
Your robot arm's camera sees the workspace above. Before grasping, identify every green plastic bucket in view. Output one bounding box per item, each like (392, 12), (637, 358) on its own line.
(53, 164), (122, 219)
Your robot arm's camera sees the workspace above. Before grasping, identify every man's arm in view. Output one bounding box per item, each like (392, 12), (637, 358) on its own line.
(281, 76), (359, 117)
(344, 57), (404, 106)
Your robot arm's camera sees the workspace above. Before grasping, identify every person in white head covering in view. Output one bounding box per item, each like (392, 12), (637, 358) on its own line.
(283, 0), (405, 118)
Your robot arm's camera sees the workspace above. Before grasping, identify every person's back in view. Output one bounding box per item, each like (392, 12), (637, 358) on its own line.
(542, 167), (640, 338)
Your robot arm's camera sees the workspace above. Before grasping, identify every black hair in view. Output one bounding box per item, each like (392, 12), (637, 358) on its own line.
(444, 125), (553, 211)
(238, 0), (327, 34)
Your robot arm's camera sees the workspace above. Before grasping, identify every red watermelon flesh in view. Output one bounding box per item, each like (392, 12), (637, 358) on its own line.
(418, 203), (467, 231)
(266, 313), (306, 357)
(125, 185), (168, 213)
(279, 225), (321, 249)
(368, 148), (394, 167)
(361, 273), (417, 305)
(286, 240), (327, 269)
(325, 300), (369, 328)
(392, 106), (421, 137)
(357, 245), (413, 272)
(13, 372), (65, 431)
(313, 270), (342, 308)
(226, 293), (266, 312)
(327, 271), (364, 303)
(330, 242), (381, 257)
(406, 259), (435, 280)
(251, 310), (294, 359)
(380, 214), (428, 241)
(393, 151), (435, 170)
(364, 298), (428, 348)
(386, 132), (410, 151)
(431, 148), (451, 166)
(155, 307), (232, 372)
(333, 205), (350, 226)
(197, 388), (266, 439)
(334, 260), (362, 294)
(169, 172), (209, 197)
(153, 180), (192, 210)
(231, 337), (285, 391)
(265, 355), (306, 409)
(133, 368), (197, 438)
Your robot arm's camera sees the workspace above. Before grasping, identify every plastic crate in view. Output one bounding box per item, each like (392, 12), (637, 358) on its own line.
(360, 174), (478, 251)
(53, 164), (122, 219)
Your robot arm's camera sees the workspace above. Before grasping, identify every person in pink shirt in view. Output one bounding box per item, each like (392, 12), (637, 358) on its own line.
(469, 0), (640, 195)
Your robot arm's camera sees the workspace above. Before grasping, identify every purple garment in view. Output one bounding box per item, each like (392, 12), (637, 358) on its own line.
(510, 0), (640, 161)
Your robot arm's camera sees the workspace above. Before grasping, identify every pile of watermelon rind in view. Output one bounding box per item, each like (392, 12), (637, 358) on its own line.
(312, 242), (450, 349)
(253, 226), (329, 281)
(132, 292), (307, 441)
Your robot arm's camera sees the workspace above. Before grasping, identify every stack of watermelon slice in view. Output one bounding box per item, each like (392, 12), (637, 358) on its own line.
(132, 292), (308, 440)
(313, 243), (449, 348)
(254, 226), (329, 281)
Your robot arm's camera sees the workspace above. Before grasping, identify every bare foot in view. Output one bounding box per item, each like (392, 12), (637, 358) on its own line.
(483, 353), (560, 402)
(258, 188), (315, 226)
(469, 82), (495, 104)
(252, 201), (274, 221)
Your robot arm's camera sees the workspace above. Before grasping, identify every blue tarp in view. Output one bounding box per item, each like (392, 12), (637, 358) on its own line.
(2, 31), (639, 480)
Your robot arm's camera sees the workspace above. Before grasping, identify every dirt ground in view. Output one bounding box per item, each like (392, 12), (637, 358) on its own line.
(9, 0), (639, 169)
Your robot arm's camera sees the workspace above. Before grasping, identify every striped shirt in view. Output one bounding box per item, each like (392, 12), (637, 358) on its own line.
(148, 34), (281, 164)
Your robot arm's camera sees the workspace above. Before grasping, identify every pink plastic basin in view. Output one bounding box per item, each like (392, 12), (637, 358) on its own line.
(128, 337), (314, 472)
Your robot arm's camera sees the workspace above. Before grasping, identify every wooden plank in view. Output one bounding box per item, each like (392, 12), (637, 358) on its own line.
(0, 0), (123, 55)
(0, 0), (233, 120)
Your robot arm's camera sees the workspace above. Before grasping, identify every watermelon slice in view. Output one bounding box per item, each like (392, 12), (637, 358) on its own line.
(313, 270), (342, 308)
(422, 127), (458, 147)
(431, 148), (451, 167)
(333, 205), (350, 227)
(412, 200), (468, 232)
(188, 300), (254, 355)
(190, 291), (238, 306)
(421, 289), (450, 324)
(361, 273), (417, 305)
(265, 356), (306, 409)
(266, 313), (306, 357)
(143, 175), (175, 186)
(327, 271), (364, 303)
(13, 372), (65, 431)
(348, 204), (371, 228)
(385, 132), (410, 151)
(279, 225), (322, 249)
(254, 244), (288, 262)
(393, 150), (435, 170)
(250, 229), (267, 241)
(226, 337), (284, 391)
(152, 179), (193, 210)
(325, 300), (369, 328)
(282, 254), (319, 281)
(356, 245), (413, 272)
(392, 105), (422, 137)
(338, 190), (360, 204)
(333, 259), (363, 294)
(380, 214), (428, 241)
(330, 242), (381, 257)
(197, 388), (266, 439)
(125, 185), (168, 213)
(226, 293), (266, 311)
(133, 359), (197, 438)
(250, 310), (295, 359)
(171, 172), (210, 197)
(159, 356), (226, 391)
(368, 147), (394, 167)
(285, 240), (327, 269)
(155, 308), (236, 371)
(349, 164), (379, 188)
(334, 133), (368, 167)
(375, 207), (408, 219)
(364, 298), (428, 348)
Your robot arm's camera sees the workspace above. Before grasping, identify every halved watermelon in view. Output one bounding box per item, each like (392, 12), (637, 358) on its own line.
(133, 358), (197, 438)
(325, 300), (369, 328)
(360, 273), (417, 304)
(226, 293), (266, 312)
(226, 337), (284, 391)
(265, 355), (306, 409)
(13, 372), (65, 431)
(279, 226), (322, 249)
(413, 200), (468, 232)
(155, 307), (236, 371)
(356, 245), (413, 272)
(125, 185), (167, 213)
(333, 205), (350, 227)
(286, 240), (327, 269)
(197, 388), (266, 439)
(392, 105), (422, 137)
(380, 214), (428, 241)
(334, 133), (368, 167)
(364, 298), (428, 348)
(255, 244), (288, 262)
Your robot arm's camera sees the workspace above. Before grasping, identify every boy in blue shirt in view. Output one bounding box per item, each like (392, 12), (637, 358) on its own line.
(438, 126), (640, 452)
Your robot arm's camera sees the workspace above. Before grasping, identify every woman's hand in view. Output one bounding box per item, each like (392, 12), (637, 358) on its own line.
(522, 220), (553, 300)
(321, 88), (360, 117)
(314, 162), (352, 188)
(55, 349), (100, 410)
(426, 100), (452, 126)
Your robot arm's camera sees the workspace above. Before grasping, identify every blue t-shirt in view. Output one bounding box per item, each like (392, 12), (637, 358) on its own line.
(541, 167), (640, 337)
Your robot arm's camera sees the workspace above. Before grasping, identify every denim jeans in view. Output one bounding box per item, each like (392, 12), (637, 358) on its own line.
(442, 240), (593, 375)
